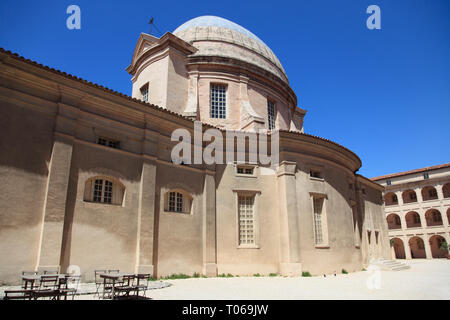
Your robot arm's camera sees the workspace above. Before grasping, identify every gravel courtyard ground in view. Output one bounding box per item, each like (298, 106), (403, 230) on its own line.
(76, 259), (449, 300)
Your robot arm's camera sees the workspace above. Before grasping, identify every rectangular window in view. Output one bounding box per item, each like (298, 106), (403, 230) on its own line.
(237, 166), (254, 175)
(92, 179), (115, 204)
(267, 100), (276, 130)
(238, 195), (255, 245)
(313, 197), (323, 244)
(423, 173), (429, 179)
(168, 192), (176, 212)
(97, 137), (120, 149)
(310, 170), (322, 179)
(168, 192), (183, 213)
(176, 192), (183, 212)
(140, 83), (149, 102)
(104, 180), (113, 203)
(93, 179), (103, 202)
(386, 180), (391, 186)
(210, 84), (226, 119)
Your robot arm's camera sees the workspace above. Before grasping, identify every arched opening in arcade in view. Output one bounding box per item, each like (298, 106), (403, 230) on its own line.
(386, 213), (402, 230)
(429, 235), (448, 258)
(422, 186), (438, 201)
(392, 237), (406, 259)
(402, 189), (417, 204)
(405, 211), (421, 228)
(425, 209), (443, 227)
(384, 192), (398, 206)
(409, 236), (426, 259)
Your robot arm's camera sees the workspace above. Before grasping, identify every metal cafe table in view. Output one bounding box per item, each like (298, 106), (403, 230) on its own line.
(99, 272), (151, 299)
(21, 274), (66, 290)
(21, 274), (67, 300)
(99, 272), (135, 299)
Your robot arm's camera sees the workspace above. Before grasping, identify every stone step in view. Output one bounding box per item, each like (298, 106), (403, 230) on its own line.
(371, 259), (410, 271)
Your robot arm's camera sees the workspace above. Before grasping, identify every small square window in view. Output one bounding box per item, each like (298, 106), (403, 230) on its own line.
(423, 173), (429, 179)
(386, 180), (391, 186)
(237, 166), (254, 175)
(97, 137), (120, 149)
(310, 170), (322, 179)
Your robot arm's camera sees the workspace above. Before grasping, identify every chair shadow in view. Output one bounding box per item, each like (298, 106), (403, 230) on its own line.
(113, 295), (152, 300)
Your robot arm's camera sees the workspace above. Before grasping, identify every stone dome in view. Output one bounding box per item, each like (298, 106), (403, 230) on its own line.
(173, 16), (288, 83)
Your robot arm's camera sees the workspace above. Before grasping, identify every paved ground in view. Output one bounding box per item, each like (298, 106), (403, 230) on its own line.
(75, 259), (450, 300)
(2, 260), (449, 300)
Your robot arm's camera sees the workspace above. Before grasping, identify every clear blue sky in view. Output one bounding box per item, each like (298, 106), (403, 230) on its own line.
(1, 0), (449, 178)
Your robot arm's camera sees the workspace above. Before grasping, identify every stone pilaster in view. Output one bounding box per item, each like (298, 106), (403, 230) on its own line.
(184, 70), (199, 119)
(135, 159), (157, 274)
(202, 169), (217, 276)
(36, 133), (74, 272)
(276, 161), (302, 276)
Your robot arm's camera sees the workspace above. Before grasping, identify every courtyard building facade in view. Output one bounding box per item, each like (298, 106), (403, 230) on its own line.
(371, 163), (450, 260)
(0, 16), (390, 285)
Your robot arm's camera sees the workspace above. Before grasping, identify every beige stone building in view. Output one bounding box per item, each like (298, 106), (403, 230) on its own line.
(371, 164), (450, 260)
(0, 16), (390, 285)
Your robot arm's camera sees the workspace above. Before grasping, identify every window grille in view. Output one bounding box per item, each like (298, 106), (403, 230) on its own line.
(313, 198), (323, 244)
(210, 84), (226, 119)
(267, 100), (275, 130)
(238, 195), (255, 245)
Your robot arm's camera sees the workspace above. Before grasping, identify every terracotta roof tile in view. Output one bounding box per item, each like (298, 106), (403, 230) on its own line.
(371, 163), (450, 181)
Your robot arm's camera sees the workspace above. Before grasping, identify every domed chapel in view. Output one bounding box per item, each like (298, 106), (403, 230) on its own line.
(0, 16), (390, 284)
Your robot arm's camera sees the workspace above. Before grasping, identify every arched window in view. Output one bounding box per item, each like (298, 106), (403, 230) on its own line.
(425, 209), (443, 226)
(386, 213), (401, 229)
(402, 189), (417, 203)
(164, 189), (192, 214)
(422, 186), (438, 201)
(384, 192), (398, 206)
(84, 177), (125, 206)
(442, 183), (450, 198)
(405, 211), (421, 228)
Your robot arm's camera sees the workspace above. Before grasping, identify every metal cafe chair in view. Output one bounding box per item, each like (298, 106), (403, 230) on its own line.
(42, 268), (59, 275)
(33, 275), (60, 300)
(134, 274), (152, 298)
(94, 270), (107, 298)
(113, 274), (136, 299)
(108, 269), (124, 287)
(59, 275), (81, 300)
(21, 271), (39, 290)
(3, 289), (33, 300)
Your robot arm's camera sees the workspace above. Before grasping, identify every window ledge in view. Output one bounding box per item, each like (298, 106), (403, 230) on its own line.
(237, 245), (260, 249)
(163, 210), (192, 216)
(82, 201), (123, 207)
(315, 244), (330, 249)
(309, 177), (324, 182)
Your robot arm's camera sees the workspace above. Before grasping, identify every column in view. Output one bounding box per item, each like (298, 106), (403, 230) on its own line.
(436, 184), (444, 200)
(418, 210), (427, 228)
(414, 187), (423, 203)
(400, 213), (407, 231)
(404, 236), (412, 259)
(277, 161), (302, 276)
(202, 168), (217, 277)
(395, 191), (403, 206)
(135, 159), (157, 274)
(424, 235), (433, 259)
(36, 133), (74, 272)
